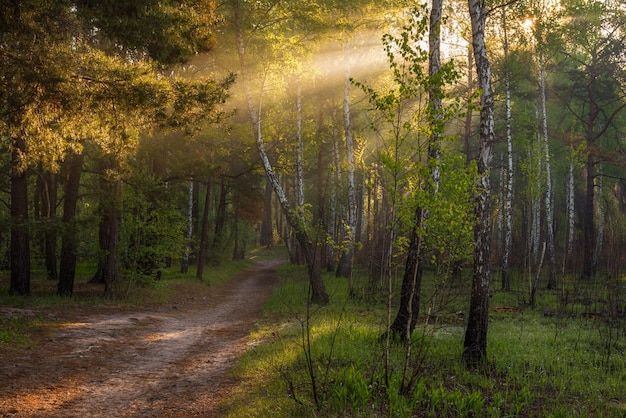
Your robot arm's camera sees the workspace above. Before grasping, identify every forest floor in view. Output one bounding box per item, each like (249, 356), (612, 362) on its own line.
(0, 259), (282, 417)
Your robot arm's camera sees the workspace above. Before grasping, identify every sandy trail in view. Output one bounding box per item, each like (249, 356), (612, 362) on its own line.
(0, 259), (282, 417)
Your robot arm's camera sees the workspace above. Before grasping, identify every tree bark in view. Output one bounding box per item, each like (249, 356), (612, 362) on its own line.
(196, 179), (212, 281)
(390, 0), (443, 342)
(463, 0), (495, 368)
(593, 169), (604, 272)
(181, 179), (194, 274)
(212, 178), (228, 261)
(9, 136), (31, 296)
(99, 157), (121, 298)
(43, 170), (58, 282)
(539, 52), (556, 289)
(260, 179), (274, 247)
(501, 9), (513, 292)
(233, 0), (328, 304)
(565, 151), (575, 266)
(336, 38), (357, 280)
(389, 209), (424, 339)
(58, 151), (84, 296)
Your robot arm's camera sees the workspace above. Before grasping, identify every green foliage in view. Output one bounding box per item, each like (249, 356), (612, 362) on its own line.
(224, 263), (626, 417)
(75, 0), (219, 65)
(420, 154), (477, 274)
(119, 168), (187, 287)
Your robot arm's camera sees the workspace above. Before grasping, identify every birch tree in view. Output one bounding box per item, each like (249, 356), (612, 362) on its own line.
(229, 0), (330, 304)
(500, 5), (513, 292)
(335, 36), (358, 280)
(463, 0), (495, 368)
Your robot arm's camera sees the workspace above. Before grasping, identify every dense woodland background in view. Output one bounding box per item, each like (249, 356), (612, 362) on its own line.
(1, 0), (626, 374)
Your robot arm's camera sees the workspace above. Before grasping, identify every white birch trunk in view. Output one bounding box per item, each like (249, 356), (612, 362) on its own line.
(593, 167), (604, 271)
(464, 0), (495, 367)
(566, 150), (575, 258)
(336, 37), (357, 279)
(344, 39), (357, 251)
(233, 1), (328, 303)
(531, 125), (542, 268)
(497, 163), (504, 263)
(540, 52), (557, 288)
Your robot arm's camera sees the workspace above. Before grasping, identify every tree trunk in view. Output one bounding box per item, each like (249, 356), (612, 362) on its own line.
(196, 179), (212, 281)
(582, 134), (596, 279)
(43, 170), (58, 282)
(501, 9), (513, 292)
(212, 178), (228, 261)
(58, 151), (84, 296)
(260, 179), (274, 247)
(293, 82), (306, 265)
(539, 52), (556, 289)
(100, 157), (121, 298)
(390, 0), (443, 343)
(389, 209), (424, 339)
(463, 0), (495, 368)
(593, 169), (604, 273)
(9, 136), (31, 296)
(336, 38), (357, 280)
(181, 179), (193, 274)
(565, 151), (575, 267)
(233, 0), (328, 304)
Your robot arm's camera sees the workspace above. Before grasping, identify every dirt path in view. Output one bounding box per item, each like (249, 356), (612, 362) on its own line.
(0, 259), (282, 417)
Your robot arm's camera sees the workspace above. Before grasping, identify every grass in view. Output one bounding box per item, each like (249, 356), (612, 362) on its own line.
(222, 261), (626, 417)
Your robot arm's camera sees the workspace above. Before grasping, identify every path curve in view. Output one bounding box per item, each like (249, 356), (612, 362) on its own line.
(0, 259), (282, 417)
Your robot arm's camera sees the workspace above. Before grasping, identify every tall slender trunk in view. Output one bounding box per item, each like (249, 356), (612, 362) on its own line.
(181, 179), (193, 274)
(9, 136), (31, 296)
(464, 0), (495, 368)
(294, 82), (305, 264)
(196, 179), (211, 281)
(565, 151), (575, 266)
(582, 68), (599, 279)
(336, 37), (357, 280)
(58, 151), (84, 296)
(260, 180), (274, 247)
(212, 178), (228, 260)
(233, 0), (328, 304)
(390, 0), (443, 346)
(501, 9), (513, 291)
(530, 130), (542, 269)
(42, 170), (58, 282)
(593, 168), (604, 273)
(540, 53), (556, 289)
(100, 157), (121, 298)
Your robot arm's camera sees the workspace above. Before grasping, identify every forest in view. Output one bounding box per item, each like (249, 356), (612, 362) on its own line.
(1, 0), (626, 416)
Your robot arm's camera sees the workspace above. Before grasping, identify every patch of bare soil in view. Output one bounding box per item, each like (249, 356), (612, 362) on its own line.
(0, 259), (282, 417)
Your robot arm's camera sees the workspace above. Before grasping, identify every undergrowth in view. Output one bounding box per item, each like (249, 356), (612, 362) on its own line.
(223, 263), (626, 417)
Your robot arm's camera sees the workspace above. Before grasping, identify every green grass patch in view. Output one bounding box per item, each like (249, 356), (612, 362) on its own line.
(224, 264), (626, 417)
